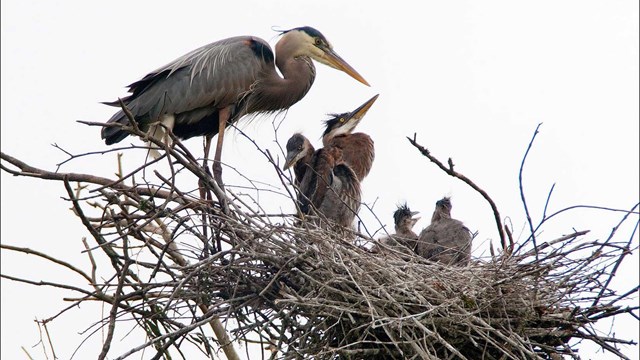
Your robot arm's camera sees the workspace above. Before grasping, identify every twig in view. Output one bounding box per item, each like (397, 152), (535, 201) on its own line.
(407, 134), (507, 251)
(97, 260), (130, 360)
(519, 123), (543, 261)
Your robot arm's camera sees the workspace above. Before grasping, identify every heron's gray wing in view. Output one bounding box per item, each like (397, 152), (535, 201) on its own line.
(105, 36), (274, 126)
(317, 163), (360, 227)
(298, 147), (338, 214)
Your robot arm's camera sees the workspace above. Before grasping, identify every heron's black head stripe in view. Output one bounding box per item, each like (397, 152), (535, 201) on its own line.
(279, 26), (328, 44)
(322, 112), (350, 137)
(295, 27), (325, 40)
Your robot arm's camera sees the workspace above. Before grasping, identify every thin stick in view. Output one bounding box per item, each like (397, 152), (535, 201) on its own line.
(519, 123), (543, 260)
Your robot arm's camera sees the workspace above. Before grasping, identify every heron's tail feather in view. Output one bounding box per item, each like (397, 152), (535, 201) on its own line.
(101, 96), (132, 107)
(101, 111), (131, 145)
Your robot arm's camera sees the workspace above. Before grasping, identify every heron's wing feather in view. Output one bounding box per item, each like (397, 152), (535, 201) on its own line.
(109, 36), (274, 125)
(317, 163), (360, 227)
(299, 148), (335, 215)
(329, 163), (361, 217)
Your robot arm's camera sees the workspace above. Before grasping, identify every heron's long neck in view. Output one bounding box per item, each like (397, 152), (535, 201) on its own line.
(395, 222), (417, 237)
(294, 146), (315, 184)
(327, 133), (374, 181)
(431, 209), (451, 223)
(251, 57), (316, 113)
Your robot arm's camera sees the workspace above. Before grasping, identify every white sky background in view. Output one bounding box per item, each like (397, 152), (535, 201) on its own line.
(1, 1), (638, 359)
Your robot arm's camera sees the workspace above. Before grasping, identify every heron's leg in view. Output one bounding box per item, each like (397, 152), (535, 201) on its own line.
(197, 132), (215, 256)
(202, 133), (215, 178)
(199, 133), (214, 197)
(203, 133), (213, 163)
(212, 107), (231, 188)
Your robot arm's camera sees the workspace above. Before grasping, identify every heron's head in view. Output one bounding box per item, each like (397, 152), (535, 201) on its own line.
(283, 133), (313, 170)
(436, 197), (453, 213)
(393, 203), (420, 230)
(277, 26), (369, 86)
(322, 94), (379, 145)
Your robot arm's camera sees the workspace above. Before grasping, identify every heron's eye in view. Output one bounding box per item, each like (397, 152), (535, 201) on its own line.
(339, 118), (345, 123)
(314, 38), (322, 46)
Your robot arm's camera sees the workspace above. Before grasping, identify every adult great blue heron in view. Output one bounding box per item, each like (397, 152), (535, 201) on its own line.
(416, 197), (473, 265)
(283, 95), (378, 228)
(101, 26), (369, 185)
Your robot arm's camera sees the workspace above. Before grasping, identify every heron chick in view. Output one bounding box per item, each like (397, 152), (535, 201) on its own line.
(417, 197), (473, 265)
(321, 94), (378, 181)
(284, 135), (360, 228)
(282, 95), (379, 228)
(101, 26), (369, 186)
(283, 133), (315, 186)
(373, 203), (421, 255)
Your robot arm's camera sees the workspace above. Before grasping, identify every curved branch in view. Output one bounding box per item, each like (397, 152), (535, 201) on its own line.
(519, 123), (542, 260)
(407, 134), (507, 252)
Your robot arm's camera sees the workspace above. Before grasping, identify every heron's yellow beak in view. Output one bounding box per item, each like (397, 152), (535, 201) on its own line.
(321, 48), (370, 86)
(348, 94), (379, 121)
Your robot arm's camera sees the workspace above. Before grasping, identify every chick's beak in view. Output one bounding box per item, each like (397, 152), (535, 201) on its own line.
(321, 48), (370, 86)
(283, 151), (300, 170)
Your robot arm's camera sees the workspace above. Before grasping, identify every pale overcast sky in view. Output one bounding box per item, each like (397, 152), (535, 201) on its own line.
(2, 1), (638, 359)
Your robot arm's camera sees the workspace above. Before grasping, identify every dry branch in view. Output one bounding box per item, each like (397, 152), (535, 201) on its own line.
(407, 134), (509, 253)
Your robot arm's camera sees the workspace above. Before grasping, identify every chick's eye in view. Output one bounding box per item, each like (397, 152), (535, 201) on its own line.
(339, 118), (345, 123)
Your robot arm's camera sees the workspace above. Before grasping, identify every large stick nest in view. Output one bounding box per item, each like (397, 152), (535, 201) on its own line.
(0, 123), (637, 360)
(182, 211), (632, 359)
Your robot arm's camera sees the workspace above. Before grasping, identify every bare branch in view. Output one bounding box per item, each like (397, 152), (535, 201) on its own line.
(407, 134), (507, 251)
